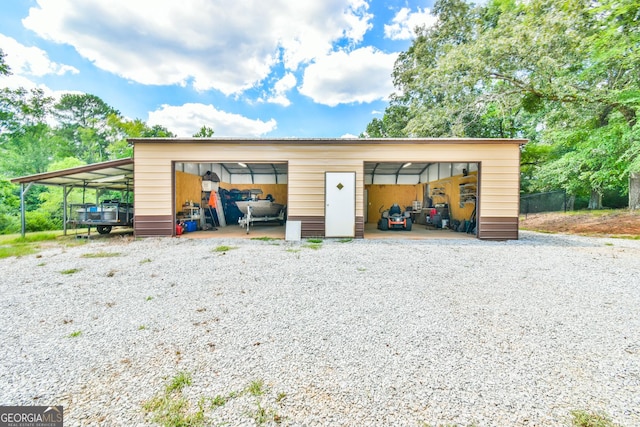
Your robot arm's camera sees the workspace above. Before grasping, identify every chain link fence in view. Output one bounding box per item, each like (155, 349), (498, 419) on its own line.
(520, 190), (567, 216)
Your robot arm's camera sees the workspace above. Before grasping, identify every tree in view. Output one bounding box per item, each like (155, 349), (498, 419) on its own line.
(366, 0), (640, 209)
(0, 48), (10, 76)
(53, 94), (120, 163)
(106, 115), (175, 158)
(193, 125), (215, 137)
(0, 88), (57, 176)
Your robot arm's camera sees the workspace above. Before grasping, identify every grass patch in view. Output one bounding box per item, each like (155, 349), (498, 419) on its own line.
(81, 251), (121, 258)
(68, 330), (82, 338)
(143, 371), (205, 427)
(303, 238), (323, 250)
(166, 371), (192, 393)
(146, 296), (154, 301)
(5, 232), (59, 244)
(610, 234), (640, 240)
(140, 258), (152, 264)
(212, 245), (238, 252)
(285, 248), (301, 253)
(60, 268), (81, 275)
(210, 395), (227, 408)
(138, 325), (147, 330)
(250, 236), (280, 242)
(0, 231), (69, 259)
(0, 244), (37, 259)
(246, 379), (265, 397)
(143, 375), (284, 427)
(571, 410), (621, 427)
(337, 238), (353, 243)
(303, 243), (322, 250)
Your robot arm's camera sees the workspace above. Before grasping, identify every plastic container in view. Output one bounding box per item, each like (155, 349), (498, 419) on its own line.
(185, 220), (197, 232)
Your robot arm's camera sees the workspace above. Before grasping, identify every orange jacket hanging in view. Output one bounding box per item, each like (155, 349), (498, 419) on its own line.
(208, 191), (217, 208)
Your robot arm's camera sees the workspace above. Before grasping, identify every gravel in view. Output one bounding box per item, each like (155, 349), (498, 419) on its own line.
(1, 231), (639, 427)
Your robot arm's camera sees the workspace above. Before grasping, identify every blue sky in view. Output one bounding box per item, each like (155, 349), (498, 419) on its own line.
(0, 0), (447, 138)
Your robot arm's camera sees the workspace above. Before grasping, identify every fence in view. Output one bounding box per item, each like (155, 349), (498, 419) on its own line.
(520, 190), (567, 216)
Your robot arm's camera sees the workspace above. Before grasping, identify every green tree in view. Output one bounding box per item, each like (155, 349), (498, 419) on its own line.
(0, 88), (57, 176)
(0, 48), (10, 76)
(53, 94), (120, 163)
(106, 115), (175, 158)
(193, 125), (215, 137)
(367, 0), (640, 208)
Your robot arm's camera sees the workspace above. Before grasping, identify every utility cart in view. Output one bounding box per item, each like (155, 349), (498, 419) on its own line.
(69, 200), (134, 235)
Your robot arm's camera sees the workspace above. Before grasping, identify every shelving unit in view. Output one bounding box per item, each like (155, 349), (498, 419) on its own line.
(458, 175), (477, 207)
(178, 205), (201, 226)
(430, 186), (447, 202)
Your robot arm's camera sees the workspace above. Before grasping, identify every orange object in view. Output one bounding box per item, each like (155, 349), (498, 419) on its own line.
(208, 191), (217, 208)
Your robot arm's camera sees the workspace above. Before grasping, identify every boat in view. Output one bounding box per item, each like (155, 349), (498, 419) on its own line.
(236, 196), (286, 234)
(235, 199), (285, 217)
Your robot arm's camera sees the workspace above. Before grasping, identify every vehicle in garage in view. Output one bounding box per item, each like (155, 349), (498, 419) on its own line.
(377, 203), (412, 231)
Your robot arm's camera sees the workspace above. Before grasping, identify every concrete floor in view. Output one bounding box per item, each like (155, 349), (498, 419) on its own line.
(181, 222), (476, 240)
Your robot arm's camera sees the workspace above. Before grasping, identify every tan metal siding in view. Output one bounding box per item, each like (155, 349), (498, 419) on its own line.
(132, 140), (523, 239)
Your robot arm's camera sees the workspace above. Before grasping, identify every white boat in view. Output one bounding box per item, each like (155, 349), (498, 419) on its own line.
(235, 200), (285, 217)
(236, 198), (286, 234)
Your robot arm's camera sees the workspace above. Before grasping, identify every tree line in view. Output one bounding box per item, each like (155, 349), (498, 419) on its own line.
(0, 49), (176, 233)
(363, 0), (639, 210)
(2, 0), (638, 233)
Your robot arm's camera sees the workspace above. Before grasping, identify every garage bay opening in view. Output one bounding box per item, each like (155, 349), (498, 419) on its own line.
(364, 162), (478, 237)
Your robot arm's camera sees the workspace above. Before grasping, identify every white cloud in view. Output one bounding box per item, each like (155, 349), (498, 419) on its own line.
(147, 103), (277, 137)
(0, 33), (79, 78)
(22, 0), (373, 96)
(384, 7), (438, 40)
(260, 73), (297, 107)
(299, 47), (397, 106)
(340, 133), (359, 138)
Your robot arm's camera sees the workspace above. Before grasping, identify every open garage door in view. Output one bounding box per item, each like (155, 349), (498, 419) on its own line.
(364, 161), (478, 238)
(174, 161), (288, 237)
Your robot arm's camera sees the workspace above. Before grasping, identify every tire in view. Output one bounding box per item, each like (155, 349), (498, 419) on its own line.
(96, 225), (112, 235)
(378, 219), (389, 230)
(405, 218), (412, 231)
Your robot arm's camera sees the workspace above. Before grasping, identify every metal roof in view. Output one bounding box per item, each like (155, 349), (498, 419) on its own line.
(10, 158), (134, 191)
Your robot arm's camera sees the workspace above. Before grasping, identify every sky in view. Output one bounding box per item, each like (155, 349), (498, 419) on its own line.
(0, 0), (447, 138)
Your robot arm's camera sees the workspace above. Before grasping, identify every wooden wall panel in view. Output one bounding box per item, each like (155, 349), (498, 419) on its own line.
(175, 171), (202, 213)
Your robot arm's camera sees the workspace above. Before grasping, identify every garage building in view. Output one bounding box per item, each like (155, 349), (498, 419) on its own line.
(131, 137), (526, 240)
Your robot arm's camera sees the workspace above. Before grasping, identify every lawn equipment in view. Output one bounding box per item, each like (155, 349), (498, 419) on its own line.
(377, 204), (412, 231)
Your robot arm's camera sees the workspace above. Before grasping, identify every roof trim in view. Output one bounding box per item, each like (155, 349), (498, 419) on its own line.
(10, 158), (134, 188)
(129, 137), (528, 145)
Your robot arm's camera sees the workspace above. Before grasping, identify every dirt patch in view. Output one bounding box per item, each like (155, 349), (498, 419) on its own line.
(520, 210), (640, 237)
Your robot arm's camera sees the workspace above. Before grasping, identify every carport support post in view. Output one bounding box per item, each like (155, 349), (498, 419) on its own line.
(19, 183), (32, 238)
(63, 186), (72, 236)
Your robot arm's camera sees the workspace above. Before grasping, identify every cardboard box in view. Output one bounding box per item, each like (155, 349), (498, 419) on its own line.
(202, 181), (219, 192)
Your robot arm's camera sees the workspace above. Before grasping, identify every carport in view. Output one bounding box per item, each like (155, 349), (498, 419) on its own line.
(10, 158), (134, 237)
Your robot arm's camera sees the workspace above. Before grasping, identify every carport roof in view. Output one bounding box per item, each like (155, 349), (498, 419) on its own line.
(10, 158), (134, 191)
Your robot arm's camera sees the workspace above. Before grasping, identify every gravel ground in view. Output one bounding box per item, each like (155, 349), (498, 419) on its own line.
(1, 231), (639, 427)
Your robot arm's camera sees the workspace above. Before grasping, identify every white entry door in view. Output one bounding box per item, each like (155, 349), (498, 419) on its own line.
(325, 172), (355, 237)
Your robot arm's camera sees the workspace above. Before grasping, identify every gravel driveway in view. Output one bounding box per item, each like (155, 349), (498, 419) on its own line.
(1, 232), (639, 426)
